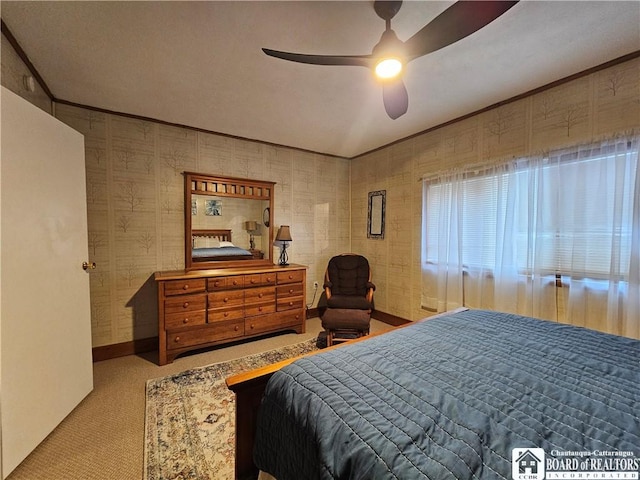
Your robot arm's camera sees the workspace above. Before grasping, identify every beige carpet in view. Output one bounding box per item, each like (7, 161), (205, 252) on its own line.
(6, 318), (392, 480)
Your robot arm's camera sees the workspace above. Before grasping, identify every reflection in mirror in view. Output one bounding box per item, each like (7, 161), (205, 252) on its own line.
(367, 190), (386, 239)
(263, 207), (270, 227)
(244, 221), (258, 251)
(184, 172), (275, 270)
(191, 195), (269, 261)
(191, 195), (266, 253)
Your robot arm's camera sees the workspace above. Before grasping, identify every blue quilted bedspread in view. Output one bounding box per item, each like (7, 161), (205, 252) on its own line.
(254, 309), (639, 480)
(192, 246), (252, 258)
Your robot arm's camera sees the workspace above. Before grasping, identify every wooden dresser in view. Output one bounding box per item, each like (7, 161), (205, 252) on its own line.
(155, 264), (306, 365)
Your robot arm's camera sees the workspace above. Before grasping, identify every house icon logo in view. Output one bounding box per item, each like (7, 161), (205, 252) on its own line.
(512, 448), (545, 480)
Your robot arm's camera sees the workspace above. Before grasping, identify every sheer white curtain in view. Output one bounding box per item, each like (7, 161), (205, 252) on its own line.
(422, 135), (639, 339)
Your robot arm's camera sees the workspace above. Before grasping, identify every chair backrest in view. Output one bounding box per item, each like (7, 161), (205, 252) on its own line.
(326, 254), (371, 297)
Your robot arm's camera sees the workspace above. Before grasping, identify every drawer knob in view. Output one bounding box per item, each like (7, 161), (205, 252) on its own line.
(288, 274), (293, 279)
(175, 336), (181, 342)
(214, 281), (220, 286)
(183, 284), (189, 290)
(234, 325), (239, 331)
(266, 276), (272, 282)
(258, 293), (263, 298)
(223, 297), (229, 302)
(289, 301), (294, 306)
(183, 318), (189, 324)
(224, 312), (229, 317)
(183, 302), (189, 308)
(233, 280), (238, 285)
(289, 289), (294, 294)
(250, 324), (255, 329)
(258, 307), (263, 312)
(251, 279), (256, 284)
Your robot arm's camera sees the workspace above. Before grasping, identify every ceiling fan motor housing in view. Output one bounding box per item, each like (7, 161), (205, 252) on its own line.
(372, 29), (405, 80)
(374, 1), (403, 22)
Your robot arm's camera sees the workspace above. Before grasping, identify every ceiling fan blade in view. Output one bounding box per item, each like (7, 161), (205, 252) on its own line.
(404, 1), (518, 59)
(262, 48), (374, 68)
(382, 79), (408, 119)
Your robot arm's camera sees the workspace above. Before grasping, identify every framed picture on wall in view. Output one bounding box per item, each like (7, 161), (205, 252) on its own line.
(205, 199), (222, 216)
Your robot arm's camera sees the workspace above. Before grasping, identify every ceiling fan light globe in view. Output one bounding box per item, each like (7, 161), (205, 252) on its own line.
(375, 58), (403, 79)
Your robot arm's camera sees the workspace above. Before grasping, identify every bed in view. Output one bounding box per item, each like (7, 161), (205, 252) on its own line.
(227, 308), (639, 480)
(191, 229), (253, 261)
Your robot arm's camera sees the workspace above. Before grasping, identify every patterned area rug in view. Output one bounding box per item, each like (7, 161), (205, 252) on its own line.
(144, 339), (320, 480)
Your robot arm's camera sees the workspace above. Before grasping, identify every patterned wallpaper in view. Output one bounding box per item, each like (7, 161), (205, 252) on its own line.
(50, 106), (351, 346)
(2, 29), (637, 347)
(351, 56), (640, 324)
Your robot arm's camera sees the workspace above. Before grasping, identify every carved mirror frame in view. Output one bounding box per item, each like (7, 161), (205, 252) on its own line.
(184, 172), (275, 270)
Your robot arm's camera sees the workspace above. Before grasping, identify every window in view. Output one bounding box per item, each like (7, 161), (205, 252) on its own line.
(424, 141), (638, 279)
(421, 136), (639, 338)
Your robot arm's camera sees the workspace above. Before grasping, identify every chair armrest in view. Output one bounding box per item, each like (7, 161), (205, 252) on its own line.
(324, 281), (333, 300)
(366, 282), (375, 303)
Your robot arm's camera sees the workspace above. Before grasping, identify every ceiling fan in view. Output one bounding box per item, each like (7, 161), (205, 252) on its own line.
(263, 1), (519, 119)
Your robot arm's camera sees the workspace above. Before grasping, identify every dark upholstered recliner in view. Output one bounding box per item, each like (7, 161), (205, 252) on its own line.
(321, 254), (375, 346)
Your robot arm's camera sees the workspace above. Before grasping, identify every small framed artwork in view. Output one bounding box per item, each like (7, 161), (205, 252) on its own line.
(367, 190), (385, 239)
(205, 199), (222, 216)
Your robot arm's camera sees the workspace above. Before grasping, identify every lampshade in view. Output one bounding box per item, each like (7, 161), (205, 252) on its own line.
(276, 225), (292, 242)
(244, 221), (258, 232)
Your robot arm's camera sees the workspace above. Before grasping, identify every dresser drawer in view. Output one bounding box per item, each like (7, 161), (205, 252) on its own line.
(275, 309), (305, 328)
(164, 294), (207, 315)
(244, 314), (278, 336)
(167, 320), (244, 349)
(276, 270), (304, 285)
(208, 290), (244, 307)
(245, 303), (276, 317)
(165, 310), (206, 330)
(245, 310), (303, 335)
(277, 296), (304, 312)
(208, 276), (244, 290)
(276, 283), (303, 298)
(163, 278), (206, 296)
(208, 306), (244, 323)
(244, 273), (276, 287)
(244, 286), (275, 304)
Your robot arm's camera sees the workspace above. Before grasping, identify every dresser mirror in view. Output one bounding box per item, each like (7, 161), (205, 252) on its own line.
(184, 172), (275, 270)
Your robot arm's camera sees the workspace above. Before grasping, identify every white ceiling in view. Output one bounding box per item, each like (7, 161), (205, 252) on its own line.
(2, 1), (639, 158)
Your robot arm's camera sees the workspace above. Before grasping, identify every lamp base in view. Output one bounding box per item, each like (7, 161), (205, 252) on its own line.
(278, 243), (289, 266)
